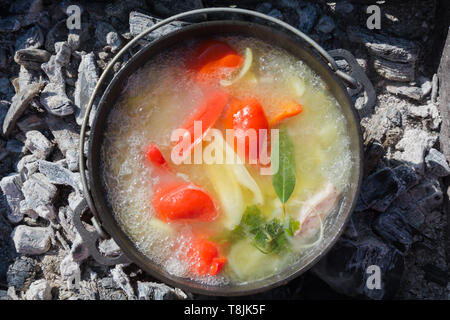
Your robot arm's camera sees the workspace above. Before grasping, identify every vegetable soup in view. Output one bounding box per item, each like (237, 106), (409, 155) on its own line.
(101, 36), (353, 285)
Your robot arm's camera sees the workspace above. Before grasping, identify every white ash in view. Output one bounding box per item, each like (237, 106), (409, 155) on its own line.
(391, 128), (438, 174)
(99, 238), (121, 257)
(137, 281), (188, 300)
(25, 279), (52, 300)
(111, 264), (135, 300)
(11, 225), (52, 255)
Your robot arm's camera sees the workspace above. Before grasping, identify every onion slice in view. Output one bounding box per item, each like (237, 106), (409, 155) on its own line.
(220, 47), (253, 87)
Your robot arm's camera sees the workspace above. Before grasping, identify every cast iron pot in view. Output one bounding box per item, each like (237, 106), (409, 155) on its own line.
(74, 9), (367, 296)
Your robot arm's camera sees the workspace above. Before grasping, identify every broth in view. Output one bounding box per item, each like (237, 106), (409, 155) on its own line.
(101, 36), (353, 285)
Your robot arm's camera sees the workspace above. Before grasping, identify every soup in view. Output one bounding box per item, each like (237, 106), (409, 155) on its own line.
(101, 36), (353, 286)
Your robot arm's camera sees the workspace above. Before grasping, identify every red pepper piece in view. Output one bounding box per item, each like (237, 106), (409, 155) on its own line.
(145, 143), (167, 167)
(177, 89), (229, 157)
(188, 40), (243, 84)
(187, 238), (227, 276)
(223, 97), (270, 163)
(153, 183), (218, 222)
(145, 144), (219, 222)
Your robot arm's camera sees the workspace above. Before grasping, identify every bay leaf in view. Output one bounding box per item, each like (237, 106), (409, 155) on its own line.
(271, 127), (296, 204)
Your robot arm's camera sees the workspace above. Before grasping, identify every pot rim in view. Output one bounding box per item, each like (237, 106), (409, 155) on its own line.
(87, 20), (364, 296)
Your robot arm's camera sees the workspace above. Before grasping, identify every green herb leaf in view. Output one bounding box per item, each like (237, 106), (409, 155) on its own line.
(285, 217), (301, 237)
(271, 127), (296, 205)
(226, 205), (300, 255)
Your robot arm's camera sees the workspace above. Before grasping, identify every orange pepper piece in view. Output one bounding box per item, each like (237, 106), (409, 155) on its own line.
(267, 99), (303, 126)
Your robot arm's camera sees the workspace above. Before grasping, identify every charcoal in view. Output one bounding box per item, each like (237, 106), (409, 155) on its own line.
(111, 264), (135, 300)
(392, 128), (438, 174)
(45, 21), (68, 53)
(21, 172), (57, 220)
(150, 0), (203, 17)
(58, 206), (77, 242)
(425, 148), (450, 177)
(356, 165), (418, 212)
(6, 256), (37, 289)
(386, 84), (424, 101)
(54, 42), (71, 67)
(373, 207), (415, 251)
(2, 81), (44, 136)
(65, 148), (78, 172)
(40, 55), (74, 117)
(24, 130), (53, 159)
(0, 17), (21, 33)
(11, 225), (52, 255)
(97, 277), (127, 300)
(95, 22), (122, 52)
(0, 77), (14, 99)
(0, 174), (24, 223)
(5, 139), (24, 154)
(129, 11), (188, 44)
(105, 0), (148, 22)
(16, 115), (45, 132)
(137, 281), (187, 300)
(335, 1), (354, 15)
(17, 66), (42, 92)
(0, 209), (16, 284)
(15, 25), (44, 51)
(16, 154), (40, 180)
(44, 115), (80, 156)
(312, 236), (404, 299)
(14, 48), (51, 71)
(316, 15), (335, 34)
(372, 57), (415, 82)
(38, 160), (82, 193)
(74, 52), (98, 126)
(59, 253), (80, 284)
(423, 264), (449, 287)
(9, 0), (43, 28)
(347, 26), (419, 64)
(296, 4), (318, 33)
(431, 73), (438, 104)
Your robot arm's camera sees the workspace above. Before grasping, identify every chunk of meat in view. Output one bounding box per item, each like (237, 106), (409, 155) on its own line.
(295, 183), (339, 237)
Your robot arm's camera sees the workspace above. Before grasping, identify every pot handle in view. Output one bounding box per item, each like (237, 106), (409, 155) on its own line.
(329, 49), (377, 118)
(72, 198), (130, 266)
